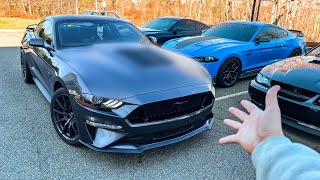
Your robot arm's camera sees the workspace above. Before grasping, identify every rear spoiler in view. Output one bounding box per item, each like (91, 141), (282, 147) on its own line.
(26, 24), (37, 31)
(288, 29), (304, 37)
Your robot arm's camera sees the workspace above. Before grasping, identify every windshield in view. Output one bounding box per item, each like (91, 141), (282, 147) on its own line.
(202, 23), (259, 42)
(143, 18), (178, 31)
(57, 21), (148, 47)
(307, 45), (320, 57)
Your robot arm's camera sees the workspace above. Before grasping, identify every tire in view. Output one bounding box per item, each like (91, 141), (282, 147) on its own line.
(217, 58), (241, 88)
(51, 88), (81, 146)
(21, 52), (33, 83)
(289, 49), (301, 57)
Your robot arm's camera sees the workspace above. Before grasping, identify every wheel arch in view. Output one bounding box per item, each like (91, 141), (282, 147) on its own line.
(53, 77), (67, 92)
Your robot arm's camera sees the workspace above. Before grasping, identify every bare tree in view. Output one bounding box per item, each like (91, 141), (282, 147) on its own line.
(75, 0), (79, 15)
(21, 0), (27, 14)
(28, 0), (31, 15)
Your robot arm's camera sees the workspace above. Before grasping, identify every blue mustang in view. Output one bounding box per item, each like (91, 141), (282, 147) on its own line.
(162, 21), (306, 87)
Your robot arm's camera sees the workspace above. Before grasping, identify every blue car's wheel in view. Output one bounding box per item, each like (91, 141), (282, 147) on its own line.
(289, 49), (301, 57)
(217, 58), (241, 87)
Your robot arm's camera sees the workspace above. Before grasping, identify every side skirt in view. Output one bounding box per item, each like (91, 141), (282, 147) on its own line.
(239, 67), (263, 79)
(32, 77), (52, 102)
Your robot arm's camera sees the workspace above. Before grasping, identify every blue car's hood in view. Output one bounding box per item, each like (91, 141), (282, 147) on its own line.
(163, 36), (247, 56)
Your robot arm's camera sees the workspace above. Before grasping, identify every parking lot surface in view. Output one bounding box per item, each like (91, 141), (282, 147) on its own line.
(0, 31), (319, 180)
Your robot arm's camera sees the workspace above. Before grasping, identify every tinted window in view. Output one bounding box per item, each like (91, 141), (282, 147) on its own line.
(202, 23), (258, 41)
(36, 20), (53, 45)
(196, 22), (206, 29)
(35, 22), (44, 38)
(173, 20), (195, 31)
(143, 18), (178, 31)
(255, 26), (288, 41)
(57, 21), (148, 47)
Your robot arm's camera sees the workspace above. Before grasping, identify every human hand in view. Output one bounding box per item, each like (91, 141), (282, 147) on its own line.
(218, 85), (284, 154)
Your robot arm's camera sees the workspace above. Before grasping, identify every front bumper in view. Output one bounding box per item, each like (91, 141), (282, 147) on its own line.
(71, 93), (214, 153)
(249, 80), (320, 136)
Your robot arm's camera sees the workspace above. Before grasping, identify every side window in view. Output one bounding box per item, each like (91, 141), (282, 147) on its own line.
(274, 28), (288, 39)
(38, 20), (53, 46)
(196, 22), (206, 30)
(173, 20), (195, 31)
(255, 27), (277, 41)
(107, 12), (118, 18)
(35, 22), (44, 38)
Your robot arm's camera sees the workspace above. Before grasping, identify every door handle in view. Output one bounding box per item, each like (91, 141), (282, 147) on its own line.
(47, 71), (51, 77)
(278, 44), (284, 47)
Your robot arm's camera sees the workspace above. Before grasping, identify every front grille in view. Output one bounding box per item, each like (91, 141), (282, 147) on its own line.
(127, 92), (214, 124)
(249, 86), (320, 128)
(271, 81), (317, 102)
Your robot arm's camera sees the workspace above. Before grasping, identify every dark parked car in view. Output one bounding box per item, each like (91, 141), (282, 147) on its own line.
(20, 15), (215, 153)
(249, 44), (320, 136)
(140, 17), (210, 45)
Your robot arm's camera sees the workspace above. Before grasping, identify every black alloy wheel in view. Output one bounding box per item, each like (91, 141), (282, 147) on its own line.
(21, 51), (33, 83)
(51, 88), (81, 146)
(217, 58), (241, 87)
(289, 49), (302, 57)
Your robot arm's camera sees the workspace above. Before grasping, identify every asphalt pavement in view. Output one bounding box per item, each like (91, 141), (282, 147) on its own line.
(0, 31), (319, 180)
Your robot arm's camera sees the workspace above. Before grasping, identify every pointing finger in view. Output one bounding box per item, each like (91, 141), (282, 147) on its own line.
(265, 85), (281, 110)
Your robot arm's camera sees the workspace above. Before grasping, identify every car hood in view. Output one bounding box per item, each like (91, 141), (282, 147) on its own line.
(139, 28), (164, 35)
(261, 56), (320, 93)
(57, 43), (210, 100)
(163, 36), (246, 56)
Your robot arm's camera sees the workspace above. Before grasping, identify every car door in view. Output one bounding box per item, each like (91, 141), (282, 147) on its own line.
(250, 26), (286, 68)
(171, 20), (196, 38)
(31, 20), (54, 94)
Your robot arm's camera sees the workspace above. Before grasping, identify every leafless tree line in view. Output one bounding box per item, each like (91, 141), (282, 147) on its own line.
(0, 0), (319, 42)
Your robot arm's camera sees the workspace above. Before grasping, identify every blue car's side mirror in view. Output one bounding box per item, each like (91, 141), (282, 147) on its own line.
(255, 37), (271, 43)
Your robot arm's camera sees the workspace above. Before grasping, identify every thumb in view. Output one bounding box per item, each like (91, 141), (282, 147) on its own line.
(265, 85), (281, 109)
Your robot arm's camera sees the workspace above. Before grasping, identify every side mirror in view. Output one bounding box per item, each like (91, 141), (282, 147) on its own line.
(172, 28), (182, 35)
(201, 29), (207, 34)
(148, 36), (157, 45)
(29, 38), (44, 47)
(256, 37), (270, 43)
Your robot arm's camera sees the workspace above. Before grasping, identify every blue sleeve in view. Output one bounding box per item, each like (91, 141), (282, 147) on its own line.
(252, 136), (320, 180)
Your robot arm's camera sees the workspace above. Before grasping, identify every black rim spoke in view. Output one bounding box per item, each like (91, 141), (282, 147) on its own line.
(55, 99), (66, 110)
(52, 108), (67, 115)
(52, 94), (78, 140)
(223, 60), (239, 85)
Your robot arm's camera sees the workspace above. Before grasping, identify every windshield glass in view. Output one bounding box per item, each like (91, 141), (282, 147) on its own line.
(57, 21), (148, 47)
(143, 18), (177, 31)
(307, 45), (320, 57)
(202, 23), (259, 42)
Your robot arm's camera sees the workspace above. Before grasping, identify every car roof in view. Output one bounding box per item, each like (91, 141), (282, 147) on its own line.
(226, 20), (274, 27)
(45, 15), (126, 23)
(158, 16), (188, 21)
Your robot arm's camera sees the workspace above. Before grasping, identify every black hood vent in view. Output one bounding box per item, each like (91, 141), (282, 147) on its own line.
(173, 36), (218, 49)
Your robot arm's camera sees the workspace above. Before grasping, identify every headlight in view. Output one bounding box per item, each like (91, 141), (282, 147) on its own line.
(256, 73), (271, 87)
(194, 56), (218, 62)
(75, 93), (124, 109)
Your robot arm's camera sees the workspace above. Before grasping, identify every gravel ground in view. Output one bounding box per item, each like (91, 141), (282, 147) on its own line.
(0, 31), (318, 180)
